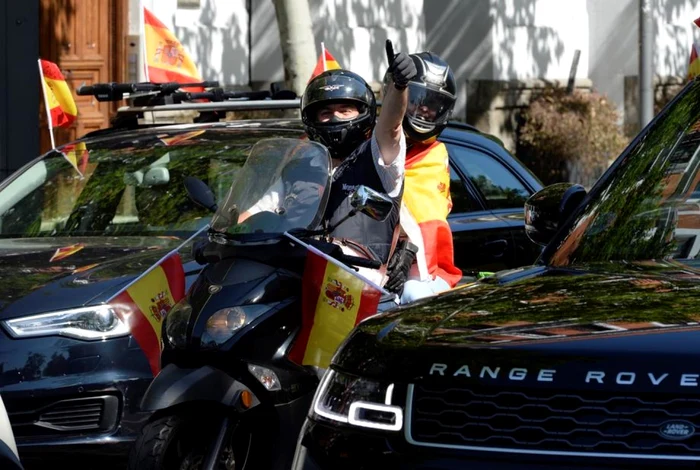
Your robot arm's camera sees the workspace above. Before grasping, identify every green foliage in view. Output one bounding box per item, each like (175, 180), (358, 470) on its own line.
(517, 87), (629, 187)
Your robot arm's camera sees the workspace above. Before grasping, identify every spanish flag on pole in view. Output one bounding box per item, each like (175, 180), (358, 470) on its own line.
(691, 17), (700, 79)
(285, 234), (386, 369)
(61, 141), (90, 176)
(108, 252), (185, 375)
(308, 43), (341, 82)
(38, 59), (77, 129)
(142, 6), (203, 92)
(400, 142), (462, 288)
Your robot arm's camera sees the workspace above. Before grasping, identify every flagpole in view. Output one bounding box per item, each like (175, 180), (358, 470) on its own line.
(321, 42), (327, 71)
(106, 224), (210, 303)
(37, 59), (57, 150)
(140, 0), (149, 82)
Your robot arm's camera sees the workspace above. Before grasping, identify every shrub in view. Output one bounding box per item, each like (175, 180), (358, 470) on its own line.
(517, 87), (629, 188)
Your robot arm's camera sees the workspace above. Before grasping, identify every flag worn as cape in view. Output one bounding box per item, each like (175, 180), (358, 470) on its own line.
(399, 141), (462, 287)
(109, 252), (185, 375)
(39, 59), (77, 129)
(288, 249), (382, 369)
(143, 6), (203, 92)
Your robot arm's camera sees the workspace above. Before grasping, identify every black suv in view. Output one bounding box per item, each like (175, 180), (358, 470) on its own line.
(292, 78), (700, 468)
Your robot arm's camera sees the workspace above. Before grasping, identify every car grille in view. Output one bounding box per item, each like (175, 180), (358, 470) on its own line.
(9, 395), (119, 437)
(408, 384), (700, 456)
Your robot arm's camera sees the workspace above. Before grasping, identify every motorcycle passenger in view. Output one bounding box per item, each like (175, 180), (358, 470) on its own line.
(383, 52), (463, 303)
(300, 51), (417, 266)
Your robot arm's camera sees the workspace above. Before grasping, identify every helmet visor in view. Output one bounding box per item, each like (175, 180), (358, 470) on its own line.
(405, 83), (454, 133)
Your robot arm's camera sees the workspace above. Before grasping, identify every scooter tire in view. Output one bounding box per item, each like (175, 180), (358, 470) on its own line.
(127, 414), (183, 470)
(127, 412), (253, 470)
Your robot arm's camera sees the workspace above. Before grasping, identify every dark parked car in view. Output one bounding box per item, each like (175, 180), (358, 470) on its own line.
(0, 99), (541, 467)
(292, 78), (700, 469)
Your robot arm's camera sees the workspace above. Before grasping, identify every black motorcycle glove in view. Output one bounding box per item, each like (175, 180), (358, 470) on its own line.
(389, 51), (417, 90)
(385, 240), (419, 294)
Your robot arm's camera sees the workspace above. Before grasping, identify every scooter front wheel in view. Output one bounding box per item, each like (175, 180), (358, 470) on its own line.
(127, 412), (253, 470)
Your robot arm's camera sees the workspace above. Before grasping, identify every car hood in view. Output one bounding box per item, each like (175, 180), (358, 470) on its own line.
(336, 261), (700, 389)
(0, 237), (196, 319)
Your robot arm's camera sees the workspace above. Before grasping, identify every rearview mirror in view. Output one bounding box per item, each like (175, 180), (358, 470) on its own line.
(184, 176), (218, 212)
(524, 183), (587, 247)
(350, 185), (393, 222)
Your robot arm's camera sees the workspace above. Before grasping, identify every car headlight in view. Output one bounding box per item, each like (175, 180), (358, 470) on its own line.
(164, 299), (193, 348)
(312, 369), (403, 432)
(2, 305), (129, 341)
(200, 303), (278, 348)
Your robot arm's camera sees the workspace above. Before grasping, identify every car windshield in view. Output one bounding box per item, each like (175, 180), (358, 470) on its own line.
(210, 137), (331, 236)
(0, 128), (300, 239)
(547, 79), (700, 267)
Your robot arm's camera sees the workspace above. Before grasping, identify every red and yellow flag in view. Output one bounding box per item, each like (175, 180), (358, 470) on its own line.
(691, 17), (700, 79)
(289, 250), (381, 368)
(39, 59), (77, 128)
(308, 44), (341, 82)
(110, 253), (185, 375)
(401, 142), (462, 287)
(143, 7), (203, 91)
(61, 141), (90, 175)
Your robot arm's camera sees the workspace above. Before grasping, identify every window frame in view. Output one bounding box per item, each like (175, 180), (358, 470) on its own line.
(443, 140), (537, 213)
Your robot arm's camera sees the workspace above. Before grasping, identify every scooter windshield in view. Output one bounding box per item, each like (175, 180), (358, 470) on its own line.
(210, 138), (332, 236)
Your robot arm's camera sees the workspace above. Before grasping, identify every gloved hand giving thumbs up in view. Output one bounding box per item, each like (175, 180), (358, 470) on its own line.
(386, 39), (417, 90)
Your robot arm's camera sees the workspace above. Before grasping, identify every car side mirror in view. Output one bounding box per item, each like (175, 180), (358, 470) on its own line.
(350, 185), (393, 222)
(184, 176), (218, 213)
(524, 183), (587, 247)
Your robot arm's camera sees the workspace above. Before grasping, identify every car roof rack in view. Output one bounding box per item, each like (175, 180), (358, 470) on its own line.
(77, 80), (303, 134)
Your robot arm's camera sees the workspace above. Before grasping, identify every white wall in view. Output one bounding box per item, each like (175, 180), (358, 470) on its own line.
(588, 0), (700, 116)
(251, 0), (425, 86)
(130, 0), (249, 85)
(125, 0), (700, 120)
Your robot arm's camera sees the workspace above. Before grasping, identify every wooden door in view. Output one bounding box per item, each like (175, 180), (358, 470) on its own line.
(39, 0), (127, 154)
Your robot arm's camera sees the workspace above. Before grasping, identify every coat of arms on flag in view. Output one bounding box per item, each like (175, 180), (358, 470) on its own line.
(284, 233), (390, 369)
(108, 252), (185, 375)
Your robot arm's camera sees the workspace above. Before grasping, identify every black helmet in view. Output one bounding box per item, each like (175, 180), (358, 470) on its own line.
(384, 52), (456, 143)
(301, 69), (376, 160)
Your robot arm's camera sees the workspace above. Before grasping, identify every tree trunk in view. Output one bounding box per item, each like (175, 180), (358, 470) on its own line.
(272, 0), (316, 96)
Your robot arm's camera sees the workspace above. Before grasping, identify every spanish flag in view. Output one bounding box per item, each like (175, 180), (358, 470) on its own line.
(288, 249), (382, 369)
(308, 43), (341, 82)
(109, 252), (185, 375)
(691, 17), (700, 79)
(142, 6), (203, 91)
(400, 141), (462, 287)
(61, 141), (90, 175)
(39, 59), (77, 129)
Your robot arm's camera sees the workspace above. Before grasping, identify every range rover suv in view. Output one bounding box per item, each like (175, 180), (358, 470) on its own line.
(292, 78), (700, 468)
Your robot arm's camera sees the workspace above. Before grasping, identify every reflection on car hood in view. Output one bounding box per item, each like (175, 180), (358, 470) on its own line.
(0, 236), (192, 319)
(336, 261), (700, 382)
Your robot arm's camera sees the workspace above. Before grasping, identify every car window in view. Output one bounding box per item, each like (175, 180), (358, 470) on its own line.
(0, 131), (292, 238)
(449, 164), (479, 213)
(448, 144), (531, 210)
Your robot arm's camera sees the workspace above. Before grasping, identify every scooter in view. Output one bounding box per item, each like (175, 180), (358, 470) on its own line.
(128, 137), (399, 470)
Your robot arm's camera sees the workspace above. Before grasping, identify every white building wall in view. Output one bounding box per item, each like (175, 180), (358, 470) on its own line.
(125, 0), (700, 121)
(251, 0), (425, 86)
(129, 0), (249, 85)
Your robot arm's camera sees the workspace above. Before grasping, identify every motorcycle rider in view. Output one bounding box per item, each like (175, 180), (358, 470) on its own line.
(299, 44), (417, 267)
(383, 51), (463, 303)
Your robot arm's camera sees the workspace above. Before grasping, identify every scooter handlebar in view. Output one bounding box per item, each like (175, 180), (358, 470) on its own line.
(335, 254), (381, 270)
